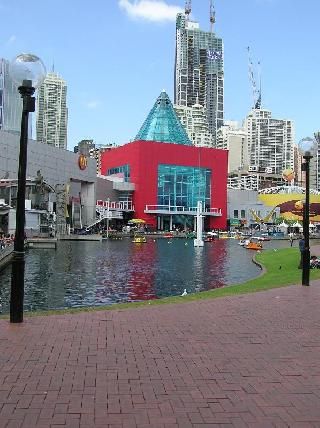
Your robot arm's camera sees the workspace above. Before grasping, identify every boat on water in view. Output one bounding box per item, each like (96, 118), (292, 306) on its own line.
(132, 235), (147, 243)
(204, 235), (215, 242)
(252, 235), (270, 241)
(245, 238), (263, 250)
(163, 232), (174, 239)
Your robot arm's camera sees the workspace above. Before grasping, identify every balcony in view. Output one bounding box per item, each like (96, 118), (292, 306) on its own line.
(144, 205), (222, 217)
(112, 182), (135, 192)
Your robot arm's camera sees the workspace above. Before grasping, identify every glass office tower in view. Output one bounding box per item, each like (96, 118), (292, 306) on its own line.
(0, 58), (22, 133)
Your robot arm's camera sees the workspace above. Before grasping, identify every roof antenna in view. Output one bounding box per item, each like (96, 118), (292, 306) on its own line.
(185, 0), (191, 22)
(210, 0), (216, 32)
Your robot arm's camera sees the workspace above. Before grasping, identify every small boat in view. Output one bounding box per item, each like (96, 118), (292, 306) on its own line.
(132, 235), (147, 243)
(239, 239), (250, 246)
(164, 232), (174, 239)
(252, 236), (270, 241)
(218, 232), (229, 239)
(245, 239), (263, 250)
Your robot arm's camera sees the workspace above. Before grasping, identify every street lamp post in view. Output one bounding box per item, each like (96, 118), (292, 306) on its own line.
(298, 137), (316, 287)
(9, 54), (46, 323)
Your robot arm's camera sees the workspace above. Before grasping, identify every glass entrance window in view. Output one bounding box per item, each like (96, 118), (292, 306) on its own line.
(158, 164), (211, 209)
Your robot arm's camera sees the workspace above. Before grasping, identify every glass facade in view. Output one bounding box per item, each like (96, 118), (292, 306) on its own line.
(107, 165), (130, 182)
(135, 91), (192, 146)
(158, 164), (211, 209)
(0, 58), (22, 133)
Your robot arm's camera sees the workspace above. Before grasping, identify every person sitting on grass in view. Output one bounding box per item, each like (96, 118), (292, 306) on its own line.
(310, 255), (320, 269)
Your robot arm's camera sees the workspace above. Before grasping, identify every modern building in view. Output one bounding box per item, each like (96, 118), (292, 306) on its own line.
(174, 12), (224, 143)
(174, 99), (214, 147)
(228, 189), (280, 231)
(245, 108), (294, 176)
(0, 58), (22, 134)
(36, 72), (68, 149)
(100, 91), (228, 231)
(0, 130), (96, 235)
(216, 121), (248, 173)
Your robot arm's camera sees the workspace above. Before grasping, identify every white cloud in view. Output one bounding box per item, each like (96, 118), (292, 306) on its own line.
(86, 100), (99, 109)
(118, 0), (183, 22)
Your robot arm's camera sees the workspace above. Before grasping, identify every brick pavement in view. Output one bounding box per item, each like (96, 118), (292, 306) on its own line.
(1, 283), (320, 427)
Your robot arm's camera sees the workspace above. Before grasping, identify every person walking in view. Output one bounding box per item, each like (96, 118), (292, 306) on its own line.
(289, 232), (294, 247)
(298, 236), (305, 269)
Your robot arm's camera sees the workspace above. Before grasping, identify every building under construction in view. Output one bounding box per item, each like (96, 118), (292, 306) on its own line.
(174, 1), (223, 143)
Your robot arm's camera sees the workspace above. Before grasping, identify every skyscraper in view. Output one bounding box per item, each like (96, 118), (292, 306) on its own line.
(174, 99), (214, 147)
(0, 58), (22, 133)
(36, 72), (68, 149)
(174, 12), (224, 143)
(245, 108), (294, 176)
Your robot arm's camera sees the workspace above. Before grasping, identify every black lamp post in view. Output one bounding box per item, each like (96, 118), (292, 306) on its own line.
(299, 137), (316, 287)
(9, 54), (46, 323)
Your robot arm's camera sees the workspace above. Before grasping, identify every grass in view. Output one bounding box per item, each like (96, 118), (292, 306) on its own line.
(2, 247), (319, 319)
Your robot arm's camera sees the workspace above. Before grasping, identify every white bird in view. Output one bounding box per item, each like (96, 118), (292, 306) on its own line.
(181, 289), (188, 296)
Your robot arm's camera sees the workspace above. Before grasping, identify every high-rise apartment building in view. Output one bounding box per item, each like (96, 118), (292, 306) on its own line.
(36, 72), (68, 149)
(244, 109), (294, 176)
(216, 121), (248, 173)
(174, 99), (214, 147)
(174, 12), (224, 143)
(0, 58), (22, 133)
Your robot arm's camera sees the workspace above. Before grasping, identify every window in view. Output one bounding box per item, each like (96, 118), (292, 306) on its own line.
(233, 210), (239, 218)
(158, 164), (211, 210)
(241, 210), (246, 218)
(107, 165), (130, 182)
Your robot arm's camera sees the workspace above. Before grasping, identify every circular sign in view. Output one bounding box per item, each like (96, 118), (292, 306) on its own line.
(282, 169), (295, 182)
(78, 154), (87, 170)
(294, 200), (304, 211)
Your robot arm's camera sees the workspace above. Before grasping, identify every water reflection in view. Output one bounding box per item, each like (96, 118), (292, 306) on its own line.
(0, 238), (288, 314)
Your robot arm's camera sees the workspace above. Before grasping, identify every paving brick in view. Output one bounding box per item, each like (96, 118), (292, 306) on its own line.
(1, 281), (320, 427)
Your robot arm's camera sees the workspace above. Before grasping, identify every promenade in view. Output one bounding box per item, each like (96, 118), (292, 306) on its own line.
(1, 282), (320, 428)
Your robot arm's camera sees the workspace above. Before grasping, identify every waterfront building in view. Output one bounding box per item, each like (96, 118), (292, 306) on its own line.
(100, 91), (227, 231)
(174, 100), (214, 147)
(174, 13), (224, 143)
(228, 189), (280, 231)
(216, 121), (248, 173)
(245, 108), (294, 176)
(0, 58), (22, 134)
(0, 130), (96, 235)
(36, 72), (68, 149)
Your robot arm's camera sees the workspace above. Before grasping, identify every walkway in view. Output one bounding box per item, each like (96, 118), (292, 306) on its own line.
(1, 283), (320, 427)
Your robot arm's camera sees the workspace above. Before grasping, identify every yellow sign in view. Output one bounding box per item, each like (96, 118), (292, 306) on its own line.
(78, 154), (87, 170)
(258, 193), (320, 221)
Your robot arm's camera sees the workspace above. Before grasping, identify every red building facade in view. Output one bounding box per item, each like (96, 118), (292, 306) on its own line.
(100, 139), (228, 231)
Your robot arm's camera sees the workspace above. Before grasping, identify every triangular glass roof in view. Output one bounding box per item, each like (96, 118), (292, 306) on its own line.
(135, 90), (192, 145)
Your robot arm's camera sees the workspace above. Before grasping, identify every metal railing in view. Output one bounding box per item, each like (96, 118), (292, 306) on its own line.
(144, 205), (222, 216)
(96, 200), (134, 211)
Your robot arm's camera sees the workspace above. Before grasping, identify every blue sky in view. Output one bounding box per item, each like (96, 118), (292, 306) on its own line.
(1, 0), (319, 150)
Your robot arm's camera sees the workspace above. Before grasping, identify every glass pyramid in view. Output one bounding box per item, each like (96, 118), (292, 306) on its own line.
(135, 90), (192, 145)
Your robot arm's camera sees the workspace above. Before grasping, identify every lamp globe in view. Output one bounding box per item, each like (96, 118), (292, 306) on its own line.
(9, 53), (46, 89)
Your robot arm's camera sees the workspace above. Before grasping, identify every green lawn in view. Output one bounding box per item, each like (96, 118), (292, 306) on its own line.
(2, 247), (319, 318)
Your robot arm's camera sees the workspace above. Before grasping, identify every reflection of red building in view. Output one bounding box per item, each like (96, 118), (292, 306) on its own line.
(100, 91), (228, 231)
(100, 140), (228, 230)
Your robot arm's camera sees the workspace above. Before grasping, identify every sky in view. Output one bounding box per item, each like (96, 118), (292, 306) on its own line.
(1, 0), (319, 150)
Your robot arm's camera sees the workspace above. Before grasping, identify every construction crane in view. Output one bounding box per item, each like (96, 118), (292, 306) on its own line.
(247, 46), (261, 110)
(185, 0), (191, 21)
(210, 0), (216, 32)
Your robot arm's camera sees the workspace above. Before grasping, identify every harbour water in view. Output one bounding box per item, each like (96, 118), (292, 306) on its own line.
(0, 238), (290, 314)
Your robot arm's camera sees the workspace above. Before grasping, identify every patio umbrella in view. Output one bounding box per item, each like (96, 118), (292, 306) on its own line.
(128, 219), (146, 224)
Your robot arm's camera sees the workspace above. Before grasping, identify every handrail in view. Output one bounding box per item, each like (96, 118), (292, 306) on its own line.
(145, 205), (222, 215)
